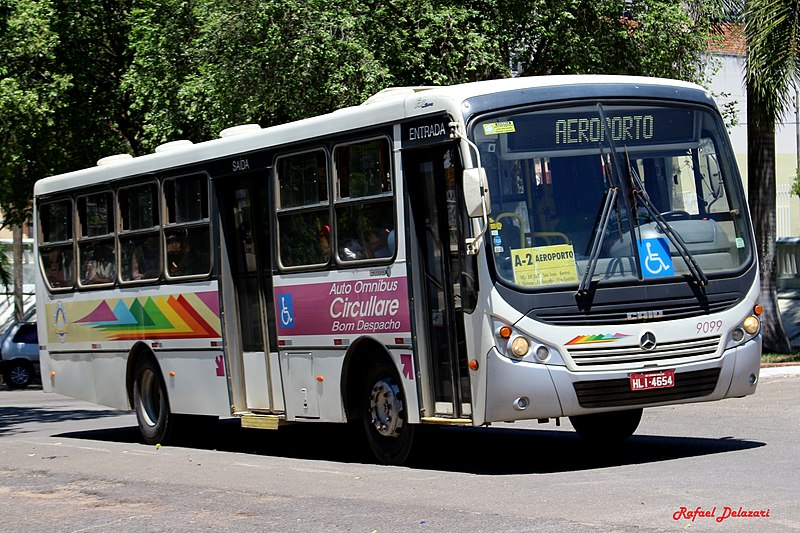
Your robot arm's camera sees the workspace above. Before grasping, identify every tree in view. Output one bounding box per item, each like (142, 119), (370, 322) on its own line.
(491, 0), (714, 82)
(0, 0), (71, 319)
(744, 0), (797, 353)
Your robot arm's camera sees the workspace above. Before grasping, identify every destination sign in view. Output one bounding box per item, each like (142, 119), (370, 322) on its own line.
(502, 108), (697, 153)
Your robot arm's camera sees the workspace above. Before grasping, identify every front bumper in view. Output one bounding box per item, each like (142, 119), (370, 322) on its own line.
(483, 335), (761, 423)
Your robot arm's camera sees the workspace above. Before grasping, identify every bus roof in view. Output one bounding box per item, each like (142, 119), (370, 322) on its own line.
(34, 75), (709, 197)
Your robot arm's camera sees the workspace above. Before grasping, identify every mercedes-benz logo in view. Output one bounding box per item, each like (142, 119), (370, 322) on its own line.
(640, 331), (657, 351)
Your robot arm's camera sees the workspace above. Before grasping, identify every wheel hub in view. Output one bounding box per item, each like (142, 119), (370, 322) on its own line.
(369, 378), (404, 438)
(9, 366), (30, 386)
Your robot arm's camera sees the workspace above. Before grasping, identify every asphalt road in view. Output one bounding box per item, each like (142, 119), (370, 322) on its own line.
(1, 371), (798, 532)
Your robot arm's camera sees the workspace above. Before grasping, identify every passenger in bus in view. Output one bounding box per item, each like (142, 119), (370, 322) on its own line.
(318, 225), (331, 261)
(83, 245), (115, 284)
(340, 237), (365, 261)
(167, 234), (191, 276)
(129, 247), (148, 280)
(44, 249), (69, 286)
(367, 227), (391, 258)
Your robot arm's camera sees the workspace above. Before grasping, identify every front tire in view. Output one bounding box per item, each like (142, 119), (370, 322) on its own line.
(133, 357), (175, 445)
(569, 408), (643, 443)
(4, 361), (34, 389)
(361, 360), (415, 465)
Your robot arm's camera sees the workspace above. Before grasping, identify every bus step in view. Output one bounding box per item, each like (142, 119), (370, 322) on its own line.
(239, 413), (284, 430)
(420, 417), (473, 426)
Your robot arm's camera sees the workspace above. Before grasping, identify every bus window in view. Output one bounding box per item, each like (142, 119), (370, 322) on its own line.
(38, 199), (75, 289)
(334, 138), (394, 262)
(163, 174), (211, 279)
(76, 191), (116, 286)
(276, 150), (329, 268)
(119, 183), (161, 282)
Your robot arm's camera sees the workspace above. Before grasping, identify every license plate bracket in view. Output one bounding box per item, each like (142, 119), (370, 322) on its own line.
(629, 369), (675, 391)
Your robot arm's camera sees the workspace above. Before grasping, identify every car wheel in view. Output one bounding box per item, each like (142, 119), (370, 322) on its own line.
(5, 361), (34, 389)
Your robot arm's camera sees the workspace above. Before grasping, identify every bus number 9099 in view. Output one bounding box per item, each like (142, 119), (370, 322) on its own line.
(696, 320), (723, 334)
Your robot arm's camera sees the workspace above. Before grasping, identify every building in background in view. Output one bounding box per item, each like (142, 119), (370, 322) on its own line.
(707, 22), (800, 238)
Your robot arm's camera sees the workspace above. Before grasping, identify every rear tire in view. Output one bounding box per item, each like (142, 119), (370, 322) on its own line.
(4, 360), (34, 389)
(569, 408), (643, 443)
(133, 357), (175, 445)
(361, 360), (415, 465)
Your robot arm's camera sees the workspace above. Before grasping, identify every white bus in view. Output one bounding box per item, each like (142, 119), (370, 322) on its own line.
(35, 76), (762, 464)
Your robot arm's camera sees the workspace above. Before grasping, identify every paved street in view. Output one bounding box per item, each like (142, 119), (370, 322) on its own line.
(1, 372), (798, 532)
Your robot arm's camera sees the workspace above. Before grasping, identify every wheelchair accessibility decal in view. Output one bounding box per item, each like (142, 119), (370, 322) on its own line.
(637, 237), (673, 279)
(278, 293), (295, 329)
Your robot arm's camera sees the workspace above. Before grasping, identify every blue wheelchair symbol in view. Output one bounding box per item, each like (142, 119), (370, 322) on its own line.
(278, 294), (294, 328)
(637, 238), (673, 279)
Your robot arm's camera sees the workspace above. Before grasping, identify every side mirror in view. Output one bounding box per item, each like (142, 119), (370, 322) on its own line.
(463, 167), (491, 218)
(706, 154), (723, 199)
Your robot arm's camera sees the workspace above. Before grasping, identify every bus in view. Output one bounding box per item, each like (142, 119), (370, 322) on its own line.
(35, 76), (762, 464)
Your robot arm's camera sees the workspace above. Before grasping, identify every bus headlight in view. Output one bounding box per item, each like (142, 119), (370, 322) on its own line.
(731, 327), (745, 343)
(743, 315), (760, 335)
(509, 336), (530, 358)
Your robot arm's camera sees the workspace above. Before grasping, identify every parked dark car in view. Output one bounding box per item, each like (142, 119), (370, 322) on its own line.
(0, 319), (38, 389)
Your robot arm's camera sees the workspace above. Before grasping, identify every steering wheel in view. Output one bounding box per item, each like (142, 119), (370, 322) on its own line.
(660, 210), (691, 220)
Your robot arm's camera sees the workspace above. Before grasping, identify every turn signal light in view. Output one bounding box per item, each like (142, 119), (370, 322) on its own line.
(753, 304), (763, 316)
(468, 359), (479, 371)
(498, 325), (512, 339)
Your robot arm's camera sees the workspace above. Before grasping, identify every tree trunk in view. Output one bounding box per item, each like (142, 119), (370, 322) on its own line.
(747, 82), (793, 353)
(12, 224), (23, 324)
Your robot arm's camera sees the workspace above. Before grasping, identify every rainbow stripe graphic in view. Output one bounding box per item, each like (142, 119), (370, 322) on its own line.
(565, 333), (631, 345)
(73, 291), (220, 341)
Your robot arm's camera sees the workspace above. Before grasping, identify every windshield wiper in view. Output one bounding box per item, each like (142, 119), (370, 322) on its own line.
(577, 151), (618, 296)
(581, 103), (708, 295)
(624, 149), (708, 287)
(577, 105), (640, 298)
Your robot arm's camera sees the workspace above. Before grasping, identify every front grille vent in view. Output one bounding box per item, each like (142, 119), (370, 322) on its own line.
(567, 335), (721, 369)
(532, 294), (739, 326)
(573, 368), (722, 408)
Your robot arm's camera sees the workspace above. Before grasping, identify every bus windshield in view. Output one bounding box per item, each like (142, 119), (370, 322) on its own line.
(474, 104), (752, 290)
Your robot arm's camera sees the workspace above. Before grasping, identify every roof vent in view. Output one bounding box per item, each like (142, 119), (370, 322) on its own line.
(155, 139), (193, 153)
(219, 124), (261, 138)
(97, 154), (133, 166)
(362, 87), (435, 105)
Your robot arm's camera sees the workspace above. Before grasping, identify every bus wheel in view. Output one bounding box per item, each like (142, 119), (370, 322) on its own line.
(133, 358), (174, 445)
(361, 361), (415, 465)
(569, 408), (643, 443)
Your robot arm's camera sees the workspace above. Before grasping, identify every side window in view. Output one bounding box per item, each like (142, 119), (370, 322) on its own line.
(276, 150), (330, 268)
(77, 191), (116, 287)
(38, 199), (75, 289)
(334, 138), (394, 262)
(164, 174), (211, 278)
(119, 182), (161, 282)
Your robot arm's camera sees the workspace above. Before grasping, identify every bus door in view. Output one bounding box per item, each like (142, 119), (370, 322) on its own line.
(216, 174), (281, 413)
(404, 145), (473, 419)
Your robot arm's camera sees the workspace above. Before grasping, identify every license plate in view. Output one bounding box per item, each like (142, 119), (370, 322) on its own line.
(630, 369), (675, 391)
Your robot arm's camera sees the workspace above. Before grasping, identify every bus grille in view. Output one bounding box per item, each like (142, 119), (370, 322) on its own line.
(566, 335), (721, 369)
(573, 368), (722, 408)
(534, 295), (739, 326)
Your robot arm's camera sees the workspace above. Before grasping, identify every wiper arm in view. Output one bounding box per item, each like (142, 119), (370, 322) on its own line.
(577, 181), (618, 296)
(625, 151), (709, 287)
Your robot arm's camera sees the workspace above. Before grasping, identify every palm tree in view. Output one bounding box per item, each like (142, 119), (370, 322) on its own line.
(744, 0), (798, 353)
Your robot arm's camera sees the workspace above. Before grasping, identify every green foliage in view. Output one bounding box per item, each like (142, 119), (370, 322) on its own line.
(2, 0), (718, 195)
(745, 0), (800, 123)
(0, 0), (71, 222)
(792, 167), (800, 198)
(492, 0), (713, 83)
